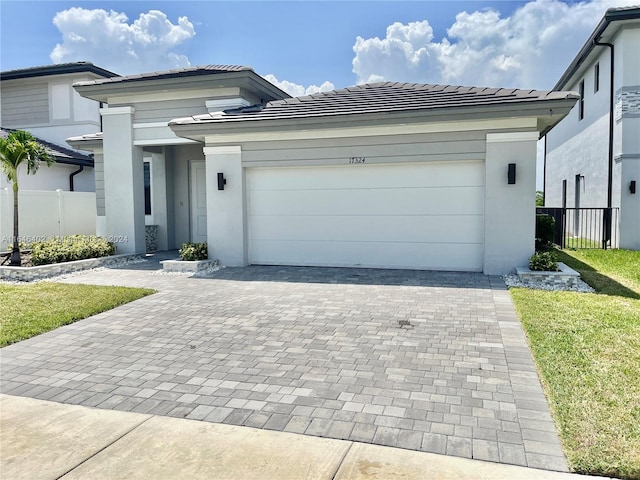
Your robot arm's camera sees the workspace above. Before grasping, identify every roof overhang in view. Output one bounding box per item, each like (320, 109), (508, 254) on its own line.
(73, 70), (290, 104)
(1, 62), (117, 81)
(169, 96), (579, 144)
(66, 132), (104, 152)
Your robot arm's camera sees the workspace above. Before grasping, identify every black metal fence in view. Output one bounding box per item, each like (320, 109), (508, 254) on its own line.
(536, 207), (619, 249)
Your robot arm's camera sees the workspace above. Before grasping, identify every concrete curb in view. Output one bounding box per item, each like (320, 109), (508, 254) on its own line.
(1, 394), (602, 480)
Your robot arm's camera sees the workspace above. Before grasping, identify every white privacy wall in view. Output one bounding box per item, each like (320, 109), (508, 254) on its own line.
(0, 189), (96, 251)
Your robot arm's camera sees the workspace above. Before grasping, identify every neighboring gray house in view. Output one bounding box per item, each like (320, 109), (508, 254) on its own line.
(69, 64), (577, 274)
(543, 6), (640, 250)
(0, 62), (116, 192)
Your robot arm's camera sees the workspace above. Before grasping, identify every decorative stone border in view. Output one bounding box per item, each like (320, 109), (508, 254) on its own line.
(160, 258), (219, 273)
(0, 253), (145, 282)
(145, 225), (158, 253)
(515, 262), (580, 288)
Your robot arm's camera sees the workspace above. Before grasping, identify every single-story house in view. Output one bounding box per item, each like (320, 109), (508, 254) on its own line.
(68, 65), (578, 274)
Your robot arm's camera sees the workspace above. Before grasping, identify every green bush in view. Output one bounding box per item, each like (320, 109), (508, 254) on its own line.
(536, 214), (556, 251)
(529, 251), (559, 271)
(30, 235), (115, 266)
(179, 242), (207, 261)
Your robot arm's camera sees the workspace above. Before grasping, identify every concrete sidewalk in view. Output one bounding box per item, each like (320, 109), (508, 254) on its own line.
(0, 394), (596, 480)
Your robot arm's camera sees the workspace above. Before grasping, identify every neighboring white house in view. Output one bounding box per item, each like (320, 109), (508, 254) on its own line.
(0, 62), (117, 192)
(543, 6), (640, 250)
(69, 65), (577, 274)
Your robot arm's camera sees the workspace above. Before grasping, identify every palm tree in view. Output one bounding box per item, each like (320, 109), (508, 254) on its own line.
(0, 130), (53, 266)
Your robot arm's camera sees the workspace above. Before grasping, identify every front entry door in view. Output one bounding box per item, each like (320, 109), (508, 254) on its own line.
(190, 161), (207, 244)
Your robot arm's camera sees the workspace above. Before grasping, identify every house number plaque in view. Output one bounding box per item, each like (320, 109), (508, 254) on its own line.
(348, 157), (366, 164)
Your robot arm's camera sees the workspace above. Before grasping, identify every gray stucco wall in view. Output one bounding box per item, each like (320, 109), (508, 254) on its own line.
(545, 114), (609, 208)
(240, 130), (487, 167)
(170, 144), (204, 248)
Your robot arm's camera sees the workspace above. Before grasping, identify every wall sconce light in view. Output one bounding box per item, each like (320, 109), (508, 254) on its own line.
(507, 163), (516, 185)
(631, 180), (637, 194)
(217, 172), (227, 191)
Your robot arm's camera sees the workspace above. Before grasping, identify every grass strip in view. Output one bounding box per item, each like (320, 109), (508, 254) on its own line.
(0, 282), (155, 347)
(511, 249), (640, 479)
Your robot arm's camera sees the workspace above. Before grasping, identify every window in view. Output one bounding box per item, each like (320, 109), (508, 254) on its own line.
(594, 63), (600, 93)
(144, 162), (151, 215)
(578, 80), (585, 120)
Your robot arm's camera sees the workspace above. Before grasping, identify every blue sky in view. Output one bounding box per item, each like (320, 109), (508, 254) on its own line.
(0, 0), (635, 94)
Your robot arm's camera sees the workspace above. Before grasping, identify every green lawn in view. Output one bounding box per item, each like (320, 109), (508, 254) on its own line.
(0, 282), (155, 347)
(510, 249), (640, 479)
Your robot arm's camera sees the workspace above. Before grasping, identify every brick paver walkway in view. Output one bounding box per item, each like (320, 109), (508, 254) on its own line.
(0, 254), (568, 470)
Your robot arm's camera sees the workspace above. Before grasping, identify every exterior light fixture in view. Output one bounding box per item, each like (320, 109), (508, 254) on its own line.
(217, 172), (227, 191)
(631, 180), (637, 194)
(508, 163), (516, 185)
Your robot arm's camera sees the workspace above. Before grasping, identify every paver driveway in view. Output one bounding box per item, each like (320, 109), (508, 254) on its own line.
(0, 255), (567, 471)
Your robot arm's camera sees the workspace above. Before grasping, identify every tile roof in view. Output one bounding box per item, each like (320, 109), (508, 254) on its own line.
(172, 82), (579, 125)
(1, 62), (117, 81)
(74, 64), (253, 87)
(0, 128), (94, 167)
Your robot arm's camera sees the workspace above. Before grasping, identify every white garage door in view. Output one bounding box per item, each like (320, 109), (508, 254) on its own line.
(247, 161), (484, 271)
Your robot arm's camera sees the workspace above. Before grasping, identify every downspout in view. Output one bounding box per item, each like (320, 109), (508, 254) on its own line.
(69, 165), (84, 191)
(594, 40), (614, 246)
(593, 40), (614, 209)
(542, 134), (547, 206)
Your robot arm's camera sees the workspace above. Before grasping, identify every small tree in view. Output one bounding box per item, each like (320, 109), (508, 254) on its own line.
(536, 190), (544, 207)
(0, 130), (54, 266)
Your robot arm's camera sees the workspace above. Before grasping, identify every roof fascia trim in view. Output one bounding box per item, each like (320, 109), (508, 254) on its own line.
(199, 118), (539, 146)
(171, 97), (577, 139)
(554, 8), (640, 90)
(74, 70), (290, 102)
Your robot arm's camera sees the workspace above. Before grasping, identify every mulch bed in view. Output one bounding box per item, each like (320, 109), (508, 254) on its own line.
(0, 251), (33, 267)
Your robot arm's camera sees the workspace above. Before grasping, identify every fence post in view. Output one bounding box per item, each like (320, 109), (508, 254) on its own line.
(603, 207), (611, 250)
(561, 208), (566, 249)
(0, 188), (8, 251)
(56, 189), (64, 238)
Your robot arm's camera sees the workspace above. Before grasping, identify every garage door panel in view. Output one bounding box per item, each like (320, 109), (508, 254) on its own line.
(247, 162), (485, 271)
(247, 161), (483, 191)
(250, 240), (484, 272)
(250, 214), (484, 244)
(250, 186), (484, 216)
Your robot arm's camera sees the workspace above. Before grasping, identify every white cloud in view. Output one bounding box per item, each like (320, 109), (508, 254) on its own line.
(352, 0), (639, 89)
(50, 8), (195, 74)
(264, 74), (335, 97)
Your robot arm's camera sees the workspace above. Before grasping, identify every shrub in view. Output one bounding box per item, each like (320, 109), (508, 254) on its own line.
(179, 242), (207, 261)
(30, 235), (115, 266)
(535, 214), (556, 251)
(529, 251), (560, 271)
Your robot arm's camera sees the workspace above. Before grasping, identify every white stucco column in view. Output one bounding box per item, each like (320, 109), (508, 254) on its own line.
(101, 106), (145, 254)
(619, 156), (640, 250)
(92, 149), (106, 237)
(484, 132), (539, 275)
(203, 145), (246, 266)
